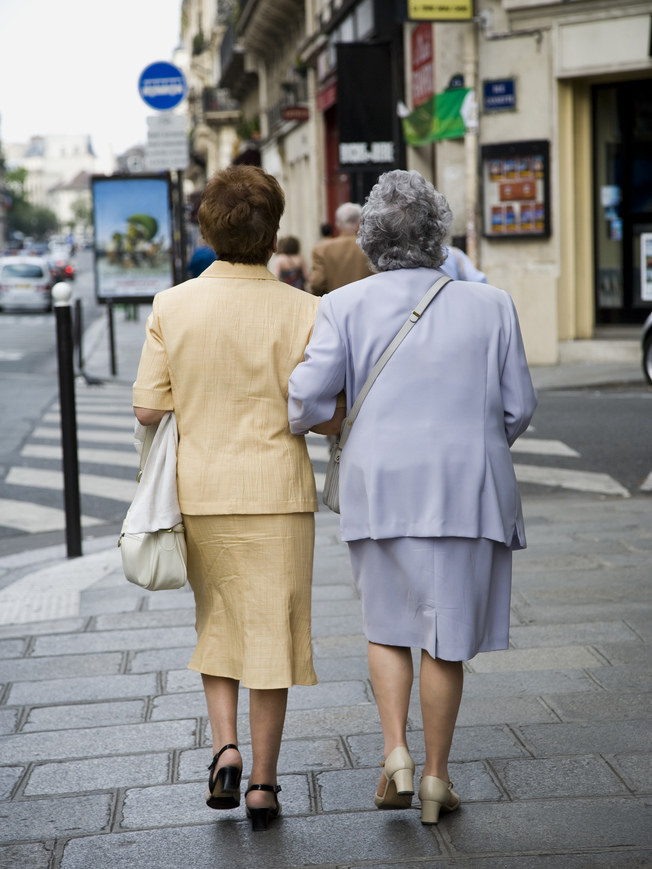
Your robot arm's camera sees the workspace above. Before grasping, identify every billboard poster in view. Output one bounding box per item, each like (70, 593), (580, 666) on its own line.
(92, 174), (174, 303)
(481, 141), (550, 239)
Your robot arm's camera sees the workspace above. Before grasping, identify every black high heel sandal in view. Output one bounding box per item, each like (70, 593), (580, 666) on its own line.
(205, 743), (242, 810)
(245, 784), (282, 831)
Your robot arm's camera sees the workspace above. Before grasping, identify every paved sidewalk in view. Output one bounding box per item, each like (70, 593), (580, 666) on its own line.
(0, 310), (650, 867)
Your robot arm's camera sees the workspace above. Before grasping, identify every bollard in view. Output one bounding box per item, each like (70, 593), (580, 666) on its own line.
(73, 297), (83, 373)
(107, 302), (117, 377)
(53, 282), (82, 558)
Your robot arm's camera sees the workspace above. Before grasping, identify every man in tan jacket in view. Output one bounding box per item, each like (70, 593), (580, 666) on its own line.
(309, 202), (373, 295)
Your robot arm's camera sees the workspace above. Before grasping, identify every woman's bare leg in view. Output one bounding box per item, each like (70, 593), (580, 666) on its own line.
(246, 687), (288, 809)
(419, 651), (464, 782)
(202, 674), (241, 772)
(367, 641), (414, 795)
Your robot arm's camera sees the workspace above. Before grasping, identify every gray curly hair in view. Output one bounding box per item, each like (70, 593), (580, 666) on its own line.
(357, 170), (453, 271)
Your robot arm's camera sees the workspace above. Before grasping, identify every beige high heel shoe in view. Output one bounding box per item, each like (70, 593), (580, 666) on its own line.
(373, 746), (415, 809)
(418, 776), (461, 824)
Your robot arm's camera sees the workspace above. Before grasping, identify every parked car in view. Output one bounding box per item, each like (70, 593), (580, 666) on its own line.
(643, 311), (652, 385)
(0, 256), (55, 312)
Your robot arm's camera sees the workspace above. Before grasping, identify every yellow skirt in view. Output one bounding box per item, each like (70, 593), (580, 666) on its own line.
(183, 513), (317, 689)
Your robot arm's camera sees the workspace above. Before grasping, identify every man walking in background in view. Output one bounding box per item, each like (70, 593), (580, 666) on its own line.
(309, 202), (373, 295)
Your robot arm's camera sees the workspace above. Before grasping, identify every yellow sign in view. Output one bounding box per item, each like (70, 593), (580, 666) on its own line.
(408, 1), (474, 21)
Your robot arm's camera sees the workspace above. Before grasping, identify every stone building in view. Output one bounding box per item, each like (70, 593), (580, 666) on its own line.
(181, 0), (652, 363)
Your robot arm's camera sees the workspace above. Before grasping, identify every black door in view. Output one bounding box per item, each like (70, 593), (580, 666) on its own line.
(593, 79), (652, 324)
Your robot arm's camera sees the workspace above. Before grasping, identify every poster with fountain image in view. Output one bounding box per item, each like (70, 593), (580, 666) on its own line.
(92, 174), (174, 303)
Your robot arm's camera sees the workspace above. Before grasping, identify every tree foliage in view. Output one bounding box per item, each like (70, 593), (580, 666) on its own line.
(5, 166), (59, 239)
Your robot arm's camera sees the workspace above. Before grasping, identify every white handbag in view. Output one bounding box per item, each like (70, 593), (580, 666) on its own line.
(119, 412), (187, 590)
(323, 276), (451, 513)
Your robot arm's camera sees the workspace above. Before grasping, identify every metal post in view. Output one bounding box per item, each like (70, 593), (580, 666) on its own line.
(463, 22), (480, 268)
(53, 282), (82, 558)
(107, 302), (117, 376)
(73, 297), (83, 372)
(177, 170), (187, 281)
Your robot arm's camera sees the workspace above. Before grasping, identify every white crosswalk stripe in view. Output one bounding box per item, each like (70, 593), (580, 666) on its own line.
(0, 499), (103, 533)
(21, 444), (140, 468)
(513, 463), (630, 498)
(6, 467), (137, 503)
(32, 426), (133, 445)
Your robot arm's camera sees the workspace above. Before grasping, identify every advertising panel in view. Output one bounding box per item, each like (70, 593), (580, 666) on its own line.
(481, 141), (550, 239)
(92, 175), (174, 304)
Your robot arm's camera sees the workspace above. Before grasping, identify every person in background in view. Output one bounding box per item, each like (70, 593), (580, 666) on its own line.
(289, 169), (537, 826)
(187, 241), (217, 278)
(320, 222), (334, 239)
(440, 239), (487, 283)
(309, 202), (373, 296)
(133, 165), (340, 832)
(272, 235), (309, 291)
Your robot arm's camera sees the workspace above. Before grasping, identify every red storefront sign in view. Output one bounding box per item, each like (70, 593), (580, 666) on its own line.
(411, 22), (433, 107)
(282, 105), (310, 122)
(317, 78), (337, 113)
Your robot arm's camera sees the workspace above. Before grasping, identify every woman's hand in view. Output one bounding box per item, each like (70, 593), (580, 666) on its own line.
(310, 404), (346, 436)
(133, 407), (166, 426)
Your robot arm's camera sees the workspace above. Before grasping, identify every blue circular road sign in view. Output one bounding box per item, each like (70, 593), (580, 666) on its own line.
(138, 61), (187, 111)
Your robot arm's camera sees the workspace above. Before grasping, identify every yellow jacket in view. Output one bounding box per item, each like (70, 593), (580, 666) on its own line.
(133, 261), (320, 514)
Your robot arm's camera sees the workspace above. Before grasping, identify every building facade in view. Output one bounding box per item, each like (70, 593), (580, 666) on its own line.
(182, 0), (652, 364)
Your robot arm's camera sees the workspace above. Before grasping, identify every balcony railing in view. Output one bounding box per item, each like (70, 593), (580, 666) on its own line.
(202, 87), (240, 114)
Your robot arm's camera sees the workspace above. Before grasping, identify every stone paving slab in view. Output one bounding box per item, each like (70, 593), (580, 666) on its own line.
(608, 753), (652, 793)
(0, 792), (113, 841)
(0, 719), (199, 764)
(515, 720), (652, 756)
(488, 755), (630, 799)
(21, 699), (147, 732)
(58, 812), (445, 869)
(121, 774), (311, 829)
(543, 691), (652, 722)
(0, 651), (124, 684)
(442, 798), (652, 855)
(31, 624), (196, 656)
(93, 607), (197, 631)
(7, 672), (157, 706)
(24, 752), (172, 796)
(466, 645), (604, 673)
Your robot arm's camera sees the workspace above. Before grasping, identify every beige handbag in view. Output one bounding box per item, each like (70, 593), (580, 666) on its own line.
(323, 275), (451, 513)
(119, 413), (187, 590)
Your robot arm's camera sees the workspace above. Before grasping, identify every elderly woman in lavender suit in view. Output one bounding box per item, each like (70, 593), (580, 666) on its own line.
(289, 170), (537, 825)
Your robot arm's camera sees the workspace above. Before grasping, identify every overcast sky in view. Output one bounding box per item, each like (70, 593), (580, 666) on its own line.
(0, 0), (182, 166)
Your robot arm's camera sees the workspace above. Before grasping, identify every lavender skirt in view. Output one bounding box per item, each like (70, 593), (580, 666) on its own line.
(348, 536), (512, 662)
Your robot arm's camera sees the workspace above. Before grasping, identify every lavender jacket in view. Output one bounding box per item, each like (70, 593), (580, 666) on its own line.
(288, 267), (537, 548)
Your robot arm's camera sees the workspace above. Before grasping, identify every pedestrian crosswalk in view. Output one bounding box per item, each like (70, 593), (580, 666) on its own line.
(0, 388), (647, 540)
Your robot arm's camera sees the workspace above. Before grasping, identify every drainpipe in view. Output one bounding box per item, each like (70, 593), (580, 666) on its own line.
(462, 21), (479, 268)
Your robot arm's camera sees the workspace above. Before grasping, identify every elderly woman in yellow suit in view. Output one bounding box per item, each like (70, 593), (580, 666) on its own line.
(133, 165), (338, 831)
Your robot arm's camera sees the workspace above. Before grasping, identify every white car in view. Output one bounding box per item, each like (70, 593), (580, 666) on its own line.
(0, 256), (55, 312)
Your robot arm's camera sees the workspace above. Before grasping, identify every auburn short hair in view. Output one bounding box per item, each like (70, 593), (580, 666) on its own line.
(198, 165), (285, 265)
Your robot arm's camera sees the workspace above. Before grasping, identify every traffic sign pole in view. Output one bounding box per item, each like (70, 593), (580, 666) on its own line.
(138, 61), (189, 282)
